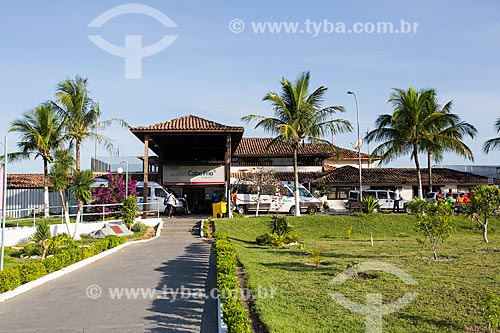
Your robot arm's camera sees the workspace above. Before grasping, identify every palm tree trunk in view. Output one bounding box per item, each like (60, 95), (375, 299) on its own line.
(43, 160), (50, 218)
(293, 146), (301, 217)
(57, 190), (71, 235)
(75, 140), (81, 172)
(414, 145), (423, 199)
(427, 152), (433, 192)
(73, 201), (83, 239)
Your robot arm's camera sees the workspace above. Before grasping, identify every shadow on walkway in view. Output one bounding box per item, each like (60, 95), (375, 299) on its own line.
(145, 239), (217, 333)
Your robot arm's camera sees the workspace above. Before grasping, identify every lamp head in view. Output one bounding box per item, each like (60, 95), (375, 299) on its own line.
(117, 167), (124, 174)
(347, 91), (354, 95)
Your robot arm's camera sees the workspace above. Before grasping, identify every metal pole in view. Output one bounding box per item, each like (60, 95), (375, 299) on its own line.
(1, 136), (8, 271)
(348, 91), (363, 200)
(125, 160), (128, 197)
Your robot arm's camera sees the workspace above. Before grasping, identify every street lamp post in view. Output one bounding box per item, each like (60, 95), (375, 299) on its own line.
(117, 160), (129, 197)
(1, 136), (8, 271)
(347, 91), (363, 200)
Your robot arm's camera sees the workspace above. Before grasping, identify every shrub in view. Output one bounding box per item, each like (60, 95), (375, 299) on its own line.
(20, 243), (42, 257)
(283, 232), (299, 244)
(131, 221), (147, 233)
(48, 233), (74, 255)
(483, 293), (500, 331)
(214, 233), (251, 333)
(361, 196), (380, 214)
(0, 269), (21, 293)
(122, 195), (138, 229)
(256, 233), (271, 245)
(18, 262), (47, 284)
(270, 215), (292, 236)
(306, 249), (324, 267)
(267, 233), (285, 249)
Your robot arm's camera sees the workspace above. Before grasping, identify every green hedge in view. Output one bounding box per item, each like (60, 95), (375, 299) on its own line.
(214, 232), (251, 333)
(0, 235), (126, 293)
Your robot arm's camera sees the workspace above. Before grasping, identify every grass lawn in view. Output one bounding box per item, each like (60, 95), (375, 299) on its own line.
(216, 213), (500, 333)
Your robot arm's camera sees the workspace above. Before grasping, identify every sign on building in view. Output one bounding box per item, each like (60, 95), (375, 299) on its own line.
(163, 165), (225, 185)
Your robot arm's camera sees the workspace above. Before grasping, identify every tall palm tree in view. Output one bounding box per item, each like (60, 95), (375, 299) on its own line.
(49, 149), (75, 235)
(9, 103), (64, 217)
(423, 94), (476, 191)
(71, 169), (94, 239)
(483, 117), (500, 153)
(366, 87), (472, 199)
(242, 71), (352, 216)
(55, 76), (127, 171)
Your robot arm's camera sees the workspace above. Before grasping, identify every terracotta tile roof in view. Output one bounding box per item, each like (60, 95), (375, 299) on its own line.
(7, 174), (46, 188)
(130, 115), (245, 133)
(312, 166), (496, 185)
(234, 138), (371, 158)
(231, 171), (328, 183)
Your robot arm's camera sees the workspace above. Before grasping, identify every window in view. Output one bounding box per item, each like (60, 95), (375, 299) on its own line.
(327, 186), (354, 200)
(378, 191), (389, 200)
(155, 188), (167, 198)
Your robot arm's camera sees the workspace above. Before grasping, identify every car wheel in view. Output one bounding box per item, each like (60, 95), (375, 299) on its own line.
(307, 205), (317, 214)
(236, 205), (247, 215)
(289, 206), (296, 215)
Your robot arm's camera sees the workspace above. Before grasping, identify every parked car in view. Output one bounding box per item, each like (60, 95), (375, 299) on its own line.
(345, 190), (411, 213)
(233, 181), (321, 215)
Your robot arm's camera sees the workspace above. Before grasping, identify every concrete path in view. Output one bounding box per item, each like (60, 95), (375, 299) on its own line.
(0, 217), (217, 333)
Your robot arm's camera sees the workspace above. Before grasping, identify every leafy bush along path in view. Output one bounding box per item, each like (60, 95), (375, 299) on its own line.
(216, 214), (500, 333)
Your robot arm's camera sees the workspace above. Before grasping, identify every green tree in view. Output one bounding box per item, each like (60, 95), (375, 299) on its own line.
(463, 185), (500, 243)
(49, 149), (75, 236)
(32, 221), (51, 260)
(54, 76), (127, 171)
(423, 94), (476, 190)
(483, 117), (500, 154)
(71, 169), (94, 239)
(242, 71), (352, 216)
(366, 87), (474, 199)
(8, 103), (64, 218)
(408, 198), (455, 260)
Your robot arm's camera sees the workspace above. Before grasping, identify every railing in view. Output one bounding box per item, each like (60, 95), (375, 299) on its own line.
(0, 202), (161, 228)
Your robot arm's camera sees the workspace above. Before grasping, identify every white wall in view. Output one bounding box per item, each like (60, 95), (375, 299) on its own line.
(2, 217), (163, 246)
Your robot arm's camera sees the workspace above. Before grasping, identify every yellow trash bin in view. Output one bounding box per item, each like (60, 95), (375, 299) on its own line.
(212, 201), (227, 218)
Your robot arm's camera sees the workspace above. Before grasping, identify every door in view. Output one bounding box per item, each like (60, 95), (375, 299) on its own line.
(377, 191), (392, 210)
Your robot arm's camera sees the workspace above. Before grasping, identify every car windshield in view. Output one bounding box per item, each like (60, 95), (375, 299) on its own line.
(426, 192), (436, 199)
(298, 188), (312, 197)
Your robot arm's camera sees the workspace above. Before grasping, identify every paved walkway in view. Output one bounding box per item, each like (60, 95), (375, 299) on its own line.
(0, 217), (217, 333)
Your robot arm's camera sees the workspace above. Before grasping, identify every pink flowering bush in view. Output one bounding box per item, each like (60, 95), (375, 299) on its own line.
(89, 172), (137, 220)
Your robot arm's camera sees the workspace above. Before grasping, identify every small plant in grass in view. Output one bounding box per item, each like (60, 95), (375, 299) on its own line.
(306, 249), (324, 267)
(483, 293), (500, 332)
(408, 198), (455, 260)
(131, 221), (147, 232)
(361, 195), (380, 214)
(270, 215), (292, 235)
(32, 221), (51, 259)
(322, 201), (330, 212)
(256, 215), (299, 247)
(346, 225), (353, 239)
(122, 195), (138, 229)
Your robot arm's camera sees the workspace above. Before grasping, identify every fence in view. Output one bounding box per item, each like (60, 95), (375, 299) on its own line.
(1, 202), (161, 228)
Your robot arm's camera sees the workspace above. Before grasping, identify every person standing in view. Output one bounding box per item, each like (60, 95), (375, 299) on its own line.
(393, 188), (401, 213)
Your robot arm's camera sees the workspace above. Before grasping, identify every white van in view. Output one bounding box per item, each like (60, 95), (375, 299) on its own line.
(233, 181), (321, 215)
(135, 181), (184, 215)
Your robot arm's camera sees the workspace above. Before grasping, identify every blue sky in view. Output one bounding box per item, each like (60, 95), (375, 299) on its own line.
(1, 1), (499, 173)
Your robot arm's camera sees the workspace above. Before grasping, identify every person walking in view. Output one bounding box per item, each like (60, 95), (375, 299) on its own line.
(165, 190), (177, 218)
(393, 188), (401, 213)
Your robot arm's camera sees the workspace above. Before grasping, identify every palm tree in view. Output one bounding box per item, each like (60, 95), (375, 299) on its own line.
(71, 169), (94, 239)
(32, 220), (51, 260)
(366, 87), (473, 199)
(483, 117), (500, 153)
(422, 94), (476, 191)
(54, 76), (127, 171)
(9, 103), (64, 217)
(242, 71), (352, 216)
(49, 149), (75, 236)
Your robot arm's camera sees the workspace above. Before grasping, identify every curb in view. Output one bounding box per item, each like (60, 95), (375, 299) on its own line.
(0, 220), (164, 303)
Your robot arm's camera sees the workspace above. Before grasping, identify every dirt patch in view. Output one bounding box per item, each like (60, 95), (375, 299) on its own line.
(236, 264), (269, 333)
